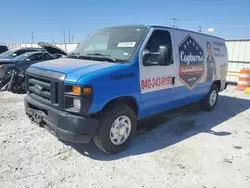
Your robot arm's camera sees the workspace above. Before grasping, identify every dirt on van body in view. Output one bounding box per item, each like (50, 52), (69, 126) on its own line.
(0, 85), (250, 188)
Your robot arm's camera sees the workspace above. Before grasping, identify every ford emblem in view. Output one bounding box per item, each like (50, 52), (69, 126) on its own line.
(34, 84), (43, 93)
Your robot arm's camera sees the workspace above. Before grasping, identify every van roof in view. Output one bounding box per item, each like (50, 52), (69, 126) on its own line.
(149, 25), (224, 40)
(101, 24), (224, 40)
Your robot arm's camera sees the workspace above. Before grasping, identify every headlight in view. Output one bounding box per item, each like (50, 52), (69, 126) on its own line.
(64, 85), (93, 113)
(71, 85), (92, 95)
(73, 98), (81, 110)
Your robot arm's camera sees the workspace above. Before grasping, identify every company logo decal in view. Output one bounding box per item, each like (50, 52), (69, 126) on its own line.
(178, 35), (204, 89)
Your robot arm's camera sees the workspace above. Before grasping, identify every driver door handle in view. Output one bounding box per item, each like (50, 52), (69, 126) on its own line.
(172, 76), (175, 85)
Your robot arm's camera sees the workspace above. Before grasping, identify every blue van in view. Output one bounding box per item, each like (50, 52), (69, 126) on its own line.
(24, 25), (228, 154)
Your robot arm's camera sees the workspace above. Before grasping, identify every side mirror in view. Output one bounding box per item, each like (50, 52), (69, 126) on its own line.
(157, 45), (172, 66)
(143, 45), (172, 66)
(142, 50), (160, 66)
(26, 58), (30, 61)
(12, 53), (17, 57)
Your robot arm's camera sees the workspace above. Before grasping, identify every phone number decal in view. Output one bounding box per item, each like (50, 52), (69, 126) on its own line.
(141, 76), (173, 90)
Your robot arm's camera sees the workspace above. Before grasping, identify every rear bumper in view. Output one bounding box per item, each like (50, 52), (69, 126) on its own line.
(24, 95), (99, 143)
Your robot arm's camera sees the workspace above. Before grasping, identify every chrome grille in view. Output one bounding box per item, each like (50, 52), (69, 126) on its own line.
(27, 75), (58, 104)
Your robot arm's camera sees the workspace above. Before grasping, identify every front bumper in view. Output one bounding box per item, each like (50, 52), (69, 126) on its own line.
(24, 95), (99, 143)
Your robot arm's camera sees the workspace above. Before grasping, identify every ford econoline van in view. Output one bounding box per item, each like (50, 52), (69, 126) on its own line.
(24, 25), (228, 154)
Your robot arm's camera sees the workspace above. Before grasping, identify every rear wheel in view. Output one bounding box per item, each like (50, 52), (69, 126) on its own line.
(93, 104), (137, 154)
(200, 84), (219, 111)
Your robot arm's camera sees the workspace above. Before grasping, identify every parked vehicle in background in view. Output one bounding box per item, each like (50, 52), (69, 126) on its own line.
(0, 42), (67, 93)
(0, 52), (55, 80)
(24, 25), (229, 154)
(0, 45), (8, 54)
(38, 42), (67, 58)
(0, 47), (44, 60)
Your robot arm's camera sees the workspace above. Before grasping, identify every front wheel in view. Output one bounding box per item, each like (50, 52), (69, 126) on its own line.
(93, 104), (137, 154)
(4, 68), (18, 80)
(200, 84), (219, 111)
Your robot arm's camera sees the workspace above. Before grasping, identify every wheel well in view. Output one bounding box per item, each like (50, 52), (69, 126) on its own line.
(102, 97), (138, 116)
(213, 80), (221, 90)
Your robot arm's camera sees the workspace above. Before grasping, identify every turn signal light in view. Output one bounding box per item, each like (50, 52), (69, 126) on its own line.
(72, 86), (81, 94)
(83, 87), (92, 95)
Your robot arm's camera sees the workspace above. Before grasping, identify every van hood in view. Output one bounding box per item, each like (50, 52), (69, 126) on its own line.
(31, 58), (117, 84)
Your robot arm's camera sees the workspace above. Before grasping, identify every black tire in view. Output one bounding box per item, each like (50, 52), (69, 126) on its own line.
(4, 68), (19, 79)
(200, 84), (219, 111)
(93, 104), (137, 154)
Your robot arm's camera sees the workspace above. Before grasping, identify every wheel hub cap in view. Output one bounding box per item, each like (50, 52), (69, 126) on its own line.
(119, 125), (126, 135)
(110, 115), (132, 145)
(209, 90), (217, 106)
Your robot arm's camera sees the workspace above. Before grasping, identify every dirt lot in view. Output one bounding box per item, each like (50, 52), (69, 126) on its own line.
(0, 85), (250, 188)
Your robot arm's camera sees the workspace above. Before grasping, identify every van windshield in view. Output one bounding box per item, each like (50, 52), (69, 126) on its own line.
(68, 26), (147, 62)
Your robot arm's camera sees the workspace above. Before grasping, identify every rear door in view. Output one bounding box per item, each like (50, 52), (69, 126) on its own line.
(139, 28), (177, 117)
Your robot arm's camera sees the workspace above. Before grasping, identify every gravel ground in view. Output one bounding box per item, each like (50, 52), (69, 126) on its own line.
(0, 85), (250, 188)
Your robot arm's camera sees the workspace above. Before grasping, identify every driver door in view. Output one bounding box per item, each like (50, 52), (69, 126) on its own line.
(23, 53), (43, 70)
(139, 28), (177, 116)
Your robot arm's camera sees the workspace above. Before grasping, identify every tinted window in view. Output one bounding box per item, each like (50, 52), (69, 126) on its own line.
(15, 50), (27, 56)
(29, 53), (43, 61)
(145, 30), (172, 52)
(144, 30), (172, 66)
(27, 49), (38, 52)
(44, 53), (53, 60)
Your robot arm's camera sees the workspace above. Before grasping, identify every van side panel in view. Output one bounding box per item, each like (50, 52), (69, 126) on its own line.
(138, 27), (228, 119)
(172, 29), (228, 104)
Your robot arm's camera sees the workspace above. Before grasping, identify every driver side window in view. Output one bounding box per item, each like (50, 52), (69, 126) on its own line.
(144, 30), (172, 66)
(29, 54), (43, 61)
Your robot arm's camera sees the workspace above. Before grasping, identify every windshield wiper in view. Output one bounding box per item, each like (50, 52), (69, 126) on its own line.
(86, 53), (116, 62)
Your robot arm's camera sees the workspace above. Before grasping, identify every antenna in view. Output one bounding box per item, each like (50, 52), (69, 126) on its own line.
(170, 18), (179, 28)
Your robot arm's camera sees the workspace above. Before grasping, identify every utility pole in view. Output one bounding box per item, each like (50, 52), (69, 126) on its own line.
(68, 30), (71, 43)
(198, 26), (202, 32)
(52, 36), (55, 43)
(63, 30), (66, 44)
(31, 31), (34, 42)
(170, 18), (179, 28)
(31, 31), (34, 47)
